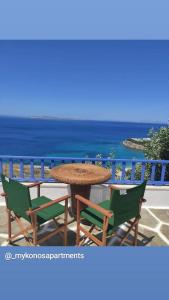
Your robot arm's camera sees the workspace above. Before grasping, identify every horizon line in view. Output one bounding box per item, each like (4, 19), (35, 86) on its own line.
(0, 114), (167, 125)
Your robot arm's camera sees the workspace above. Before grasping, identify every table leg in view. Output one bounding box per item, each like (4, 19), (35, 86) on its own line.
(70, 184), (91, 217)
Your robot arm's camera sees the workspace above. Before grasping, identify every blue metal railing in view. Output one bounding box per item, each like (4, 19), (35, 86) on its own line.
(0, 155), (169, 186)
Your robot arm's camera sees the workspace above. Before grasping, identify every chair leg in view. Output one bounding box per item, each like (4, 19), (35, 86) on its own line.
(64, 200), (68, 246)
(76, 200), (80, 246)
(79, 224), (95, 246)
(76, 220), (80, 246)
(102, 216), (109, 246)
(64, 227), (67, 246)
(7, 209), (12, 243)
(32, 228), (37, 246)
(14, 215), (33, 246)
(31, 215), (37, 246)
(134, 222), (138, 246)
(120, 221), (136, 246)
(102, 230), (107, 246)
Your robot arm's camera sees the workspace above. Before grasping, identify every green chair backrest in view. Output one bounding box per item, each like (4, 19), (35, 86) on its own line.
(110, 181), (146, 227)
(1, 174), (32, 221)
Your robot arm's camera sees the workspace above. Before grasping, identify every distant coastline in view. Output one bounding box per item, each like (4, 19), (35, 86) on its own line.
(0, 115), (166, 125)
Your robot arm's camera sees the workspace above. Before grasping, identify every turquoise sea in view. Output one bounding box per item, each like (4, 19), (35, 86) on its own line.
(0, 116), (164, 159)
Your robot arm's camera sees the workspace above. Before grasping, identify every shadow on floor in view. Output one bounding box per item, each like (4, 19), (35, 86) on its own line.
(3, 219), (155, 247)
(83, 226), (155, 246)
(8, 229), (77, 246)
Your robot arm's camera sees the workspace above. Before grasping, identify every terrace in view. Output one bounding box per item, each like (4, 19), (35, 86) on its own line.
(0, 155), (169, 246)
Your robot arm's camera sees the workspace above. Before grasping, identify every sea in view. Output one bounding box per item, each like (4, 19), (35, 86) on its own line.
(0, 116), (164, 159)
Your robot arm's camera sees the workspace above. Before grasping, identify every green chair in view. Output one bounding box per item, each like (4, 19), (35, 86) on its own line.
(1, 174), (69, 246)
(76, 181), (147, 246)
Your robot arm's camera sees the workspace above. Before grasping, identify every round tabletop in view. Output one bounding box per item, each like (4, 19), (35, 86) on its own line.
(50, 163), (111, 185)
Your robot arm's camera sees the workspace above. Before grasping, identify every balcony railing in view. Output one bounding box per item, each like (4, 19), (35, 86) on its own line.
(0, 155), (169, 186)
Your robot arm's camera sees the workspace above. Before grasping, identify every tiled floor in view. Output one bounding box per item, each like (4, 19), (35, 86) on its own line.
(0, 206), (169, 246)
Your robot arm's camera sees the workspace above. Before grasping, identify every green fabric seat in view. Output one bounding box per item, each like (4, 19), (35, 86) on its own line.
(81, 200), (115, 234)
(32, 196), (65, 224)
(1, 174), (65, 225)
(1, 174), (69, 246)
(80, 181), (147, 236)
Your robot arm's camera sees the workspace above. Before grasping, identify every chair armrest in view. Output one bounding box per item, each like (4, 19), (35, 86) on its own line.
(0, 192), (6, 197)
(110, 185), (120, 190)
(27, 182), (42, 197)
(141, 198), (147, 203)
(75, 195), (113, 218)
(27, 182), (42, 188)
(26, 195), (70, 215)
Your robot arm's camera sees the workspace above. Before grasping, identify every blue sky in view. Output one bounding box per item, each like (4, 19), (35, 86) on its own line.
(0, 41), (168, 123)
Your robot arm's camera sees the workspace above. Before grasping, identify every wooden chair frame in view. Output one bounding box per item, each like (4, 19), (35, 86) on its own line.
(75, 185), (146, 246)
(1, 182), (69, 246)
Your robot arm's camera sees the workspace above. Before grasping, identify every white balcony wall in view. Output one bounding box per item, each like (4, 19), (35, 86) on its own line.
(0, 183), (169, 208)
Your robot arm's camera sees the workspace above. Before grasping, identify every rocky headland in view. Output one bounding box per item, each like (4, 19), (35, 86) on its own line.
(123, 138), (150, 151)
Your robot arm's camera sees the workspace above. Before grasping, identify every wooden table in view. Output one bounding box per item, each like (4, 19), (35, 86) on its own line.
(50, 163), (111, 216)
